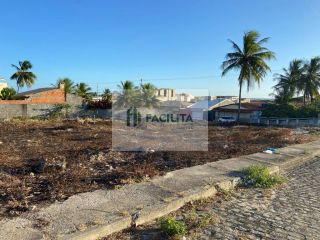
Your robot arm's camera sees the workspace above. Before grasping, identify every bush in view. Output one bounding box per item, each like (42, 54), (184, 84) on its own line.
(87, 99), (112, 109)
(48, 104), (71, 118)
(262, 103), (320, 118)
(241, 165), (285, 188)
(159, 216), (187, 237)
(0, 87), (17, 100)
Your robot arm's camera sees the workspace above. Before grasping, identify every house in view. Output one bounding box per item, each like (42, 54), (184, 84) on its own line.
(15, 83), (66, 104)
(215, 102), (266, 123)
(0, 79), (8, 92)
(156, 88), (176, 101)
(0, 83), (82, 118)
(186, 98), (234, 120)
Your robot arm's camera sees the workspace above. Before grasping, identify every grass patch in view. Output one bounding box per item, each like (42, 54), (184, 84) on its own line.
(241, 165), (285, 188)
(159, 216), (187, 238)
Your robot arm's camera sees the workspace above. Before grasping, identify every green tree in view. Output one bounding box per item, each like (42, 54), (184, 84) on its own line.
(75, 82), (92, 99)
(102, 88), (112, 101)
(298, 57), (320, 104)
(221, 31), (275, 122)
(140, 83), (159, 108)
(116, 80), (138, 107)
(273, 59), (303, 103)
(56, 78), (75, 94)
(0, 87), (16, 100)
(10, 60), (37, 92)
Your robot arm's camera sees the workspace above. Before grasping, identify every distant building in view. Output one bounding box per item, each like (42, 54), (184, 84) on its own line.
(194, 96), (214, 101)
(156, 88), (176, 101)
(176, 93), (194, 102)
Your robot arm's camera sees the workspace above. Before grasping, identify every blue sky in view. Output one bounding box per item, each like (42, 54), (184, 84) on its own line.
(0, 0), (319, 97)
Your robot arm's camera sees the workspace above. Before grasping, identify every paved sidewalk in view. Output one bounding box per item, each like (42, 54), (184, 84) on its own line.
(0, 140), (319, 240)
(193, 158), (320, 240)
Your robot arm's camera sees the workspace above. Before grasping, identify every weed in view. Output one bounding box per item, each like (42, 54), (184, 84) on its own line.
(159, 216), (187, 237)
(184, 208), (219, 230)
(241, 165), (285, 188)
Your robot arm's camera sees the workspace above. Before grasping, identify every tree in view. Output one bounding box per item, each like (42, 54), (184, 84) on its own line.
(116, 80), (138, 107)
(56, 78), (75, 94)
(140, 83), (159, 108)
(298, 57), (320, 104)
(273, 60), (303, 103)
(0, 87), (16, 100)
(221, 31), (275, 122)
(102, 88), (112, 101)
(10, 60), (36, 92)
(75, 82), (92, 99)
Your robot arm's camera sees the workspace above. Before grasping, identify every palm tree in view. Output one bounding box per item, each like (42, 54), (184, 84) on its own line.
(102, 88), (112, 101)
(140, 83), (159, 108)
(10, 60), (36, 93)
(56, 78), (75, 94)
(298, 57), (320, 104)
(75, 82), (92, 99)
(116, 80), (138, 107)
(273, 59), (303, 103)
(221, 31), (275, 122)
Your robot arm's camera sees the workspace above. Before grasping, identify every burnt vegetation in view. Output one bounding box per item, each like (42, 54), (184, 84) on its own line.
(0, 119), (314, 217)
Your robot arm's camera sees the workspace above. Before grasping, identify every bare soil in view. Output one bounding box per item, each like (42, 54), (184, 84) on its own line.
(0, 119), (315, 217)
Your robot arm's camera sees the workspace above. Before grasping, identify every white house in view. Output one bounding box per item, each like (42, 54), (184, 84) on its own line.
(187, 98), (234, 120)
(0, 79), (8, 92)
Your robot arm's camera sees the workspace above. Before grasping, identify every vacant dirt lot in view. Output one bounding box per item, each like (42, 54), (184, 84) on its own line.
(0, 119), (315, 217)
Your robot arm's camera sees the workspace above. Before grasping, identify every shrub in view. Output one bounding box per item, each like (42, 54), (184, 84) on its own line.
(48, 104), (71, 118)
(87, 99), (112, 109)
(262, 103), (320, 118)
(159, 216), (187, 237)
(241, 165), (285, 188)
(0, 87), (17, 100)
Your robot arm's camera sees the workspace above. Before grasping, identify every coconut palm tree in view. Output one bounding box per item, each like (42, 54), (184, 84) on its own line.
(298, 57), (320, 104)
(56, 78), (75, 94)
(140, 83), (159, 108)
(10, 60), (37, 93)
(221, 31), (275, 122)
(102, 88), (112, 101)
(75, 82), (92, 99)
(116, 80), (138, 107)
(273, 59), (303, 103)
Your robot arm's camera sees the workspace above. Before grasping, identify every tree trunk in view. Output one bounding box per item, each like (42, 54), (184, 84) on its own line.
(237, 83), (242, 123)
(303, 93), (306, 105)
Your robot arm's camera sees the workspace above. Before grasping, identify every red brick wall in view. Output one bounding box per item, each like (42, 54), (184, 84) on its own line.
(0, 88), (66, 105)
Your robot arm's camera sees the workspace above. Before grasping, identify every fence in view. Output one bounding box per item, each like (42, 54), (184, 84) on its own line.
(253, 117), (320, 127)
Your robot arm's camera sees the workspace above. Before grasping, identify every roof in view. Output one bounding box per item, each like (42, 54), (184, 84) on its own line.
(215, 102), (265, 113)
(188, 99), (230, 110)
(16, 88), (55, 97)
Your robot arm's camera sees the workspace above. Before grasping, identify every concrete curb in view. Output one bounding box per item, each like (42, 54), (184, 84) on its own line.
(1, 140), (319, 240)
